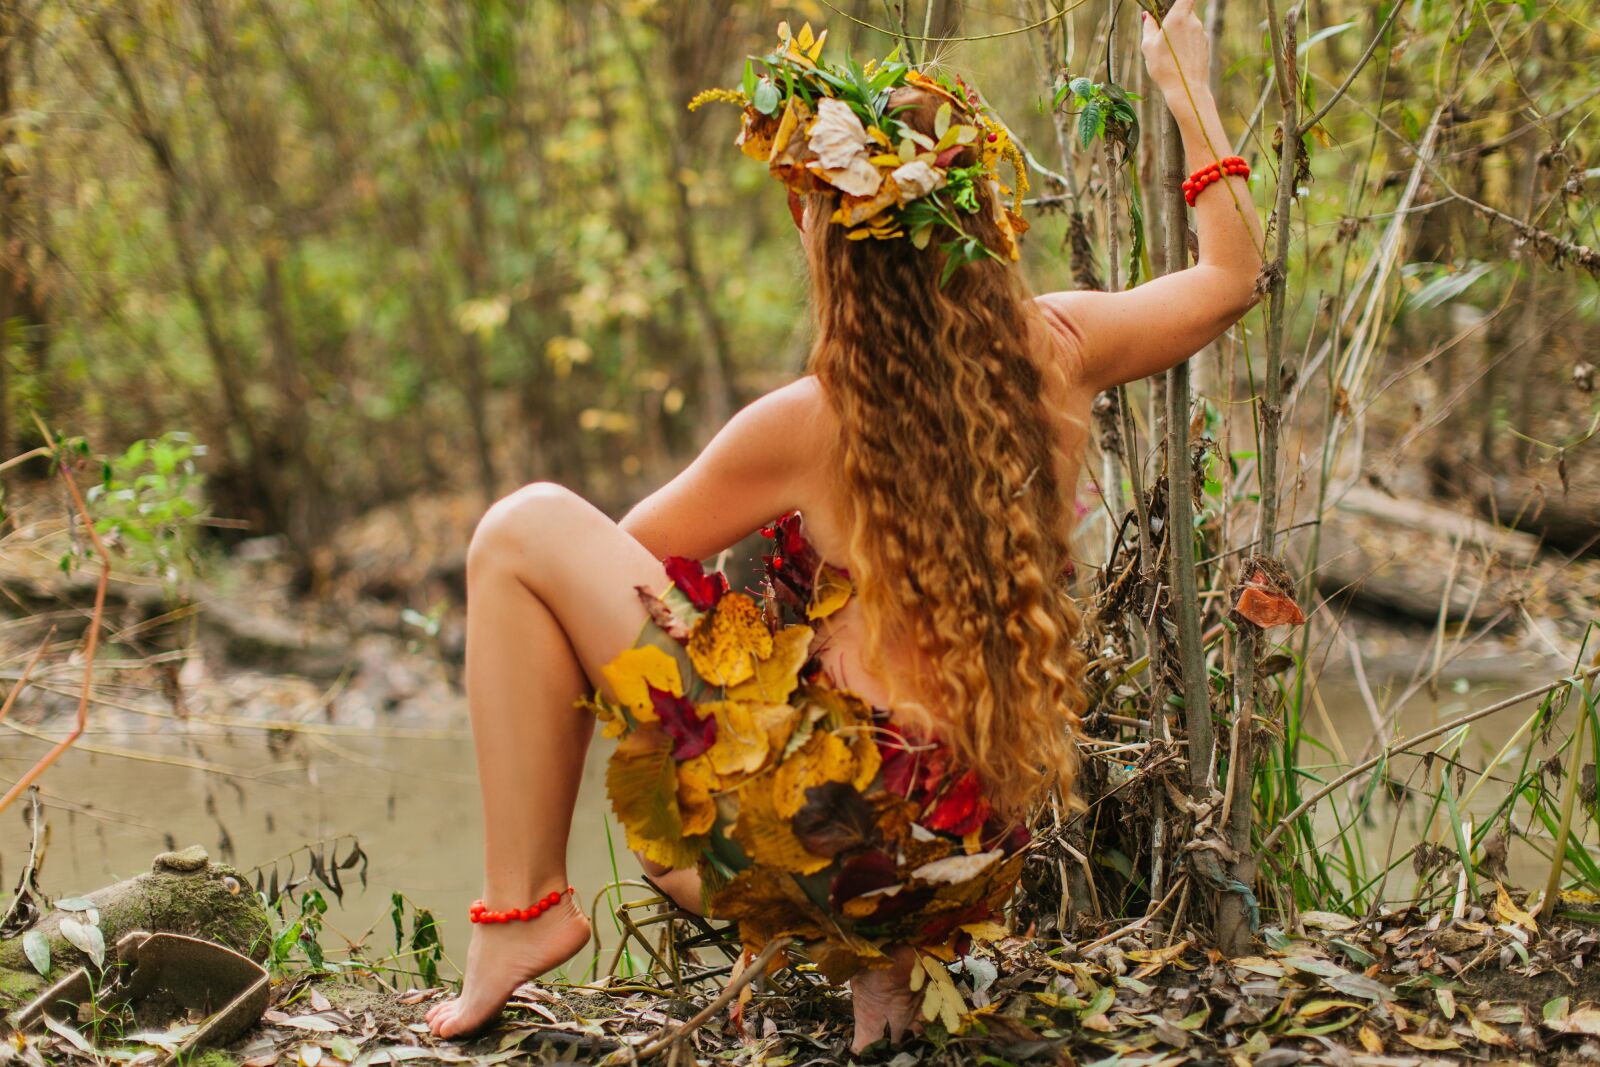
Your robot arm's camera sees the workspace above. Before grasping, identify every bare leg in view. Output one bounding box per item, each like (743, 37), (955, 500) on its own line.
(849, 945), (921, 1053)
(427, 484), (669, 1039)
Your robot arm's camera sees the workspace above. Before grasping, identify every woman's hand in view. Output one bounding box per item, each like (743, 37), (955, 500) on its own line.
(1140, 0), (1211, 112)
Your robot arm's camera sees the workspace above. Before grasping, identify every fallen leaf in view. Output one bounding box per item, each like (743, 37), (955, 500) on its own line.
(42, 1016), (96, 1055)
(911, 849), (1002, 885)
(1398, 1033), (1460, 1051)
(59, 916), (105, 967)
(1493, 882), (1538, 932)
(1546, 1007), (1600, 1036)
(22, 929), (49, 976)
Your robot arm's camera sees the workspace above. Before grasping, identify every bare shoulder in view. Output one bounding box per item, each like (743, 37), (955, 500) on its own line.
(735, 375), (834, 440)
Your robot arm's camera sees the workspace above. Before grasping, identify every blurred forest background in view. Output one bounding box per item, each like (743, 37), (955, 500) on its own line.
(2, 0), (1599, 960)
(4, 0), (1591, 570)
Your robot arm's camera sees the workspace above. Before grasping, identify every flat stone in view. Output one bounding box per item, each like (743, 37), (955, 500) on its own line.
(153, 845), (210, 873)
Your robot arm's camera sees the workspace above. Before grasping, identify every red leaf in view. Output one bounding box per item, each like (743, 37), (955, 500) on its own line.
(649, 685), (716, 759)
(664, 556), (728, 611)
(922, 770), (990, 836)
(1233, 570), (1306, 629)
(829, 849), (898, 909)
(760, 512), (823, 617)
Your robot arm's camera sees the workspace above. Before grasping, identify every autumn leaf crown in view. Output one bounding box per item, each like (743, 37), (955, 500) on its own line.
(690, 22), (1030, 279)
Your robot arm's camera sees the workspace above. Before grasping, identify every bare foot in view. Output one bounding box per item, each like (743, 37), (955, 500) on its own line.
(426, 893), (591, 1039)
(849, 945), (921, 1054)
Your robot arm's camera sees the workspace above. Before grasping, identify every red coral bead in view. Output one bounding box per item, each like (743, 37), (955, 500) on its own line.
(987, 131), (998, 142)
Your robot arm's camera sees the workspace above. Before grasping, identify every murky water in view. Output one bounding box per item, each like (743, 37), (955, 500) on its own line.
(0, 724), (642, 967)
(1, 657), (1575, 967)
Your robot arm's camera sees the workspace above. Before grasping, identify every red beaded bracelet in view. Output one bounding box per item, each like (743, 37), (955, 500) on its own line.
(1182, 156), (1250, 207)
(469, 886), (575, 924)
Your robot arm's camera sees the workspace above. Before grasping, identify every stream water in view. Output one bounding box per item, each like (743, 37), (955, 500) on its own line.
(0, 655), (1571, 968)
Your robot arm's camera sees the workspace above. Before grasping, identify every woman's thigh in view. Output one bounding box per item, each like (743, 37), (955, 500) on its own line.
(471, 482), (669, 694)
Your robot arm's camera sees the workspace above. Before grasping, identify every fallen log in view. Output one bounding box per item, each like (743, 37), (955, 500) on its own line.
(1310, 486), (1543, 625)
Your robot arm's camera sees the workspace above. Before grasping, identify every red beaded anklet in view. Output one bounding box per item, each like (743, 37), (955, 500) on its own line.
(469, 887), (575, 924)
(1183, 156), (1250, 207)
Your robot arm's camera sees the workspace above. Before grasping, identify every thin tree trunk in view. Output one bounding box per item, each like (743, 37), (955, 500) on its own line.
(1217, 0), (1300, 957)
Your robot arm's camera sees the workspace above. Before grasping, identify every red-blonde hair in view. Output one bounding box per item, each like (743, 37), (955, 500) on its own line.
(803, 89), (1086, 817)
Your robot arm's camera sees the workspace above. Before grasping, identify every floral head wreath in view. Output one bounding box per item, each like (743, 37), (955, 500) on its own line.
(690, 22), (1030, 281)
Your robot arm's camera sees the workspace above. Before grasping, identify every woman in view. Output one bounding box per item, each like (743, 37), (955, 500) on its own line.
(427, 0), (1261, 1050)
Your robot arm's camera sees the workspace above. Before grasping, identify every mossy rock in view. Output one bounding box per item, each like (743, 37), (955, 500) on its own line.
(0, 846), (271, 1012)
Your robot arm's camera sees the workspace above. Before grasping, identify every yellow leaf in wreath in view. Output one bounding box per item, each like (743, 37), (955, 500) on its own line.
(731, 777), (831, 874)
(727, 625), (812, 703)
(807, 564), (854, 620)
(771, 729), (857, 818)
(687, 593), (772, 687)
(676, 754), (719, 837)
(605, 724), (703, 870)
(600, 646), (683, 719)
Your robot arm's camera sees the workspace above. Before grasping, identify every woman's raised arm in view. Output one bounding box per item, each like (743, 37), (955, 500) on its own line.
(1037, 0), (1265, 393)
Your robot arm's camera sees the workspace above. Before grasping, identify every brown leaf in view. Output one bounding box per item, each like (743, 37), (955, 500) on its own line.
(606, 724), (704, 870)
(791, 781), (877, 858)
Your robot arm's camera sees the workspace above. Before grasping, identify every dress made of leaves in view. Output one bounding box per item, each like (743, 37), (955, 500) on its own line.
(585, 514), (1028, 982)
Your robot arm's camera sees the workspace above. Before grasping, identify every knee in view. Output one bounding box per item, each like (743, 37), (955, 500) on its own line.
(467, 482), (586, 579)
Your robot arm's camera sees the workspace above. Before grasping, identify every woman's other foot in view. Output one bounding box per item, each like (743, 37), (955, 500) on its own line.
(425, 893), (591, 1039)
(848, 945), (921, 1053)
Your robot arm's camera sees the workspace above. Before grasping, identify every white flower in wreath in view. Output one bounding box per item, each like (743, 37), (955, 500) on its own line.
(807, 97), (883, 197)
(891, 159), (945, 200)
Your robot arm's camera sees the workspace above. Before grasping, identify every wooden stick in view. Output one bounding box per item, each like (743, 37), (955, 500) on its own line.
(624, 936), (792, 1063)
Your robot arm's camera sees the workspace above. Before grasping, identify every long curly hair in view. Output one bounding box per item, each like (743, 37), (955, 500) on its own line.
(803, 88), (1087, 818)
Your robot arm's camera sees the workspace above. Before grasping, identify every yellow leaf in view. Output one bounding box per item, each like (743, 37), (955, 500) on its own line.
(958, 920), (1009, 942)
(704, 701), (795, 778)
(1468, 1014), (1511, 1048)
(600, 646), (683, 718)
(727, 625), (812, 703)
(687, 592), (772, 687)
(605, 724), (703, 870)
(808, 563), (854, 620)
(1493, 882), (1538, 932)
(1357, 1024), (1384, 1054)
(1296, 999), (1366, 1019)
(730, 776), (831, 874)
(676, 755), (718, 836)
(771, 729), (857, 818)
(1399, 1034), (1460, 1051)
(917, 955), (965, 1033)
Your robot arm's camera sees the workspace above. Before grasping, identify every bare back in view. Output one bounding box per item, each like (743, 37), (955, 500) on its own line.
(785, 310), (1093, 710)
